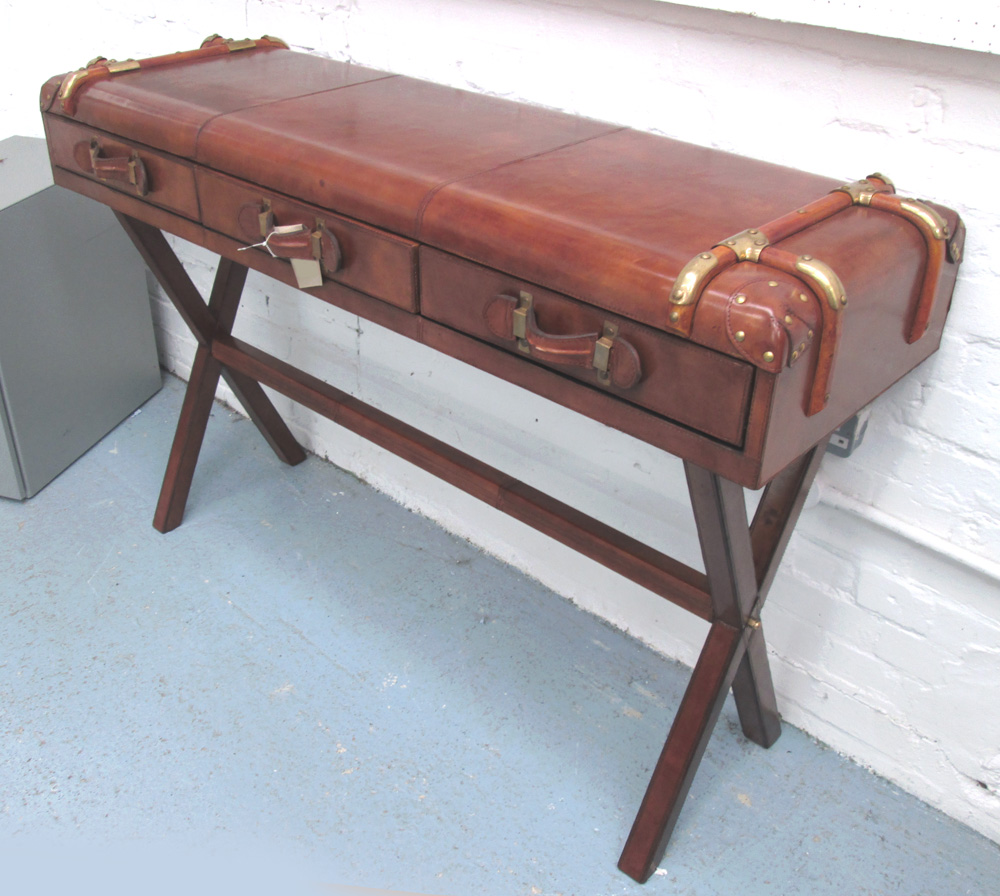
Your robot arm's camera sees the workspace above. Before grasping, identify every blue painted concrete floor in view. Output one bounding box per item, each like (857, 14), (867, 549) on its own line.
(2, 374), (998, 896)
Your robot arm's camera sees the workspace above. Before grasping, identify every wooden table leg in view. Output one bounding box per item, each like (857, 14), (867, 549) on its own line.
(617, 618), (746, 882)
(734, 445), (825, 745)
(153, 342), (225, 532)
(114, 214), (306, 531)
(618, 449), (823, 882)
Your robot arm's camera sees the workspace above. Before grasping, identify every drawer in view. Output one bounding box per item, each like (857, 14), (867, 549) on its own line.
(420, 247), (754, 447)
(197, 169), (419, 312)
(45, 117), (199, 220)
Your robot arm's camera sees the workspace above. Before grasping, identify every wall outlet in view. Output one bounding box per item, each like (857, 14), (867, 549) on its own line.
(827, 407), (872, 457)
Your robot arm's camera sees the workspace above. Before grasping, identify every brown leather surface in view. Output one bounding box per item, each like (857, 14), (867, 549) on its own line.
(42, 44), (964, 483)
(45, 48), (956, 362)
(720, 276), (817, 372)
(198, 168), (419, 311)
(420, 128), (842, 329)
(67, 50), (391, 158)
(195, 74), (618, 237)
(420, 248), (754, 446)
(46, 116), (199, 219)
(482, 293), (642, 390)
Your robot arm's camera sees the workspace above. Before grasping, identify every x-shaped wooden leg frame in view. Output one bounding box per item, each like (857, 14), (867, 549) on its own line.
(114, 213), (306, 532)
(116, 212), (825, 884)
(618, 444), (825, 882)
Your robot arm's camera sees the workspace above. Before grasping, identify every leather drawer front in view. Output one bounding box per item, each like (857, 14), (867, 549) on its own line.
(420, 248), (753, 447)
(197, 169), (419, 312)
(46, 117), (199, 220)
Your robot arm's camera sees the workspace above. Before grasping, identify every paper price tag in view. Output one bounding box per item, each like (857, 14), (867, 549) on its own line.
(290, 257), (323, 289)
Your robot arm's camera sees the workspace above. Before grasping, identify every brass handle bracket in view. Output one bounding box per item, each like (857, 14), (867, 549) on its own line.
(593, 323), (620, 386)
(512, 291), (534, 354)
(489, 292), (641, 389)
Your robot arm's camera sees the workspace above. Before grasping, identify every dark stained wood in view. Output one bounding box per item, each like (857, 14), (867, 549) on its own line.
(152, 344), (224, 532)
(750, 444), (826, 597)
(685, 463), (759, 626)
(727, 444), (826, 747)
(114, 212), (217, 345)
(213, 334), (714, 621)
(618, 455), (824, 880)
(730, 624), (782, 748)
(219, 369), (307, 468)
(115, 215), (306, 531)
(617, 618), (746, 883)
(684, 461), (783, 745)
(151, 254), (248, 532)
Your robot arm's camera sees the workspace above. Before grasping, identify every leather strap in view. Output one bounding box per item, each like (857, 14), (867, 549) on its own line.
(485, 293), (641, 389)
(236, 203), (343, 275)
(84, 139), (149, 196)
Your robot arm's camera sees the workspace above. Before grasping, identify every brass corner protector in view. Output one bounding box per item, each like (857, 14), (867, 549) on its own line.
(55, 67), (92, 108)
(897, 199), (949, 241)
(670, 251), (718, 307)
(795, 255), (847, 312)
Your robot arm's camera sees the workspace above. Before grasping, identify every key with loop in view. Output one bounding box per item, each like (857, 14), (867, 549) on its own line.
(238, 223), (308, 257)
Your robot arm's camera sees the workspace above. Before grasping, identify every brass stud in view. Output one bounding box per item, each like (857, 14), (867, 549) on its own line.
(799, 343), (806, 352)
(670, 310), (680, 323)
(700, 253), (713, 259)
(799, 293), (809, 302)
(747, 617), (762, 629)
(763, 350), (775, 363)
(734, 330), (746, 342)
(784, 314), (793, 325)
(673, 289), (685, 300)
(808, 329), (814, 338)
(802, 254), (813, 261)
(735, 294), (747, 304)
(791, 350), (799, 361)
(768, 280), (779, 287)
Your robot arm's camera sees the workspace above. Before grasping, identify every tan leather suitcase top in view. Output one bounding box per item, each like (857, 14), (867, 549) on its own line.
(40, 38), (965, 484)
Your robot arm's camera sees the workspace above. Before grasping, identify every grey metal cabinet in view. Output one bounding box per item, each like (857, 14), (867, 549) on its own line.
(0, 135), (161, 499)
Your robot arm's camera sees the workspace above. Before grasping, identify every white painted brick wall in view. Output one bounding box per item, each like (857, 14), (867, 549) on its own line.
(5, 0), (999, 844)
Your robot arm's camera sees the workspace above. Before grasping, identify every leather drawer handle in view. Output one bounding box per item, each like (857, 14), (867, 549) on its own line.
(485, 291), (641, 389)
(237, 201), (343, 288)
(84, 139), (149, 196)
(238, 202), (343, 270)
(263, 224), (317, 260)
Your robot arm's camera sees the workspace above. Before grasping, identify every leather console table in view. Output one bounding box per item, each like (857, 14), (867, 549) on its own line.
(40, 36), (964, 882)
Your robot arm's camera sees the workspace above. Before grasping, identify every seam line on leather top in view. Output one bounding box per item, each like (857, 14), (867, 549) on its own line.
(193, 73), (400, 157)
(414, 126), (629, 239)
